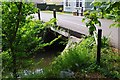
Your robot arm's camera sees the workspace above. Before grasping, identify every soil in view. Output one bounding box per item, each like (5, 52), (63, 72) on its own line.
(74, 71), (106, 78)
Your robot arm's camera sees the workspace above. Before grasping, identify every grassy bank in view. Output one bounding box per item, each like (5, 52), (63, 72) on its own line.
(24, 36), (120, 79)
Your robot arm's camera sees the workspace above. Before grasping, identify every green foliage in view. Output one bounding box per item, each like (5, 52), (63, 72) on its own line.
(2, 1), (120, 79)
(2, 2), (60, 78)
(82, 1), (120, 78)
(91, 1), (107, 18)
(1, 51), (12, 78)
(2, 2), (38, 51)
(100, 47), (120, 79)
(20, 36), (120, 79)
(98, 1), (120, 27)
(83, 0), (120, 35)
(42, 37), (96, 77)
(83, 10), (101, 35)
(2, 2), (40, 77)
(101, 36), (110, 48)
(84, 36), (120, 79)
(91, 0), (120, 21)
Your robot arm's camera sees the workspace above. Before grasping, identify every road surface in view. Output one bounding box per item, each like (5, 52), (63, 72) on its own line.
(33, 11), (120, 49)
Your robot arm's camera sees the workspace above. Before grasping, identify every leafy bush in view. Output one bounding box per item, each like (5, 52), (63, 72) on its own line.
(2, 2), (59, 78)
(40, 36), (96, 77)
(82, 10), (101, 35)
(35, 36), (120, 79)
(19, 35), (120, 79)
(1, 17), (61, 78)
(1, 51), (12, 78)
(100, 47), (120, 79)
(83, 37), (120, 79)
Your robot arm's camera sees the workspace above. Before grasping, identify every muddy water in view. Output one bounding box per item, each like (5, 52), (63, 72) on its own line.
(34, 50), (60, 68)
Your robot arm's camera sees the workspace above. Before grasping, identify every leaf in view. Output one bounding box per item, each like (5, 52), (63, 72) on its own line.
(89, 26), (96, 32)
(83, 10), (89, 15)
(98, 21), (101, 27)
(109, 23), (115, 28)
(50, 18), (57, 23)
(105, 4), (112, 13)
(95, 20), (101, 27)
(86, 23), (90, 27)
(82, 18), (85, 22)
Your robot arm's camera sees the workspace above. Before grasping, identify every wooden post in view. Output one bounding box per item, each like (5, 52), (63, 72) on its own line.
(53, 9), (57, 26)
(81, 7), (83, 16)
(77, 10), (79, 16)
(97, 29), (102, 65)
(38, 9), (41, 20)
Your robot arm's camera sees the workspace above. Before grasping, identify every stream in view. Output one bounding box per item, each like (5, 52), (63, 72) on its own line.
(18, 29), (81, 78)
(19, 34), (67, 77)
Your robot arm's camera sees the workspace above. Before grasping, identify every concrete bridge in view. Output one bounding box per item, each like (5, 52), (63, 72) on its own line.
(33, 11), (120, 49)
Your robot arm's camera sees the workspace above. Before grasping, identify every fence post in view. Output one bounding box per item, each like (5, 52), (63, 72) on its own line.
(81, 7), (83, 16)
(77, 10), (79, 16)
(53, 9), (57, 26)
(97, 29), (102, 65)
(38, 9), (41, 20)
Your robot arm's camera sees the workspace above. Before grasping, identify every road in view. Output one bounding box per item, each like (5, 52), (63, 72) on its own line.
(33, 11), (120, 49)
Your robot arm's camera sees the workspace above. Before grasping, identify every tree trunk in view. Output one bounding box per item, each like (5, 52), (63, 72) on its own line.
(9, 2), (23, 79)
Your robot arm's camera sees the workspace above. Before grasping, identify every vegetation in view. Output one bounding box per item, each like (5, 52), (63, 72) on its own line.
(83, 0), (120, 34)
(1, 2), (61, 79)
(22, 36), (120, 79)
(1, 0), (120, 79)
(21, 1), (120, 78)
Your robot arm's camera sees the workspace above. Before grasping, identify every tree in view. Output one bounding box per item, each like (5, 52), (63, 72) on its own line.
(2, 2), (38, 78)
(2, 1), (61, 78)
(83, 0), (120, 35)
(105, 1), (120, 27)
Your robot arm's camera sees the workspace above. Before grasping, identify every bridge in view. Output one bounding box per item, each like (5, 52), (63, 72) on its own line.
(32, 11), (120, 49)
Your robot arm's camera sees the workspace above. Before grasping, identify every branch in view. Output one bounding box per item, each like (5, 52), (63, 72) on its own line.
(10, 2), (23, 79)
(13, 2), (23, 42)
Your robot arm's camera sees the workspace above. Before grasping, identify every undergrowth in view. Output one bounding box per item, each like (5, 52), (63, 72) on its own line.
(23, 36), (120, 79)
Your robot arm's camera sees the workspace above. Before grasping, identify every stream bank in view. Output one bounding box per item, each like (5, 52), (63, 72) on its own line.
(34, 28), (68, 68)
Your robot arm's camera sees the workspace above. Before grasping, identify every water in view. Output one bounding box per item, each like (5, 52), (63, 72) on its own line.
(23, 68), (43, 76)
(17, 50), (63, 77)
(19, 35), (67, 78)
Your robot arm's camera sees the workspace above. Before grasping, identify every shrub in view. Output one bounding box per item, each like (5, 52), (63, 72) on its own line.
(19, 35), (120, 79)
(39, 36), (120, 79)
(100, 47), (120, 79)
(46, 36), (96, 77)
